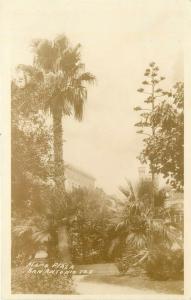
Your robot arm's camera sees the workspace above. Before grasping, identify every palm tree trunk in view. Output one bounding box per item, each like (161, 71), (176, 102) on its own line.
(53, 109), (65, 190)
(57, 225), (71, 262)
(52, 109), (71, 262)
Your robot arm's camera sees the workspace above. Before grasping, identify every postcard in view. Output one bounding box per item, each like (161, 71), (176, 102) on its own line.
(0, 0), (191, 299)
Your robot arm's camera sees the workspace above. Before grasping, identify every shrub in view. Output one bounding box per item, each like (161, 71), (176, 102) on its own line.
(168, 249), (184, 280)
(115, 249), (138, 275)
(146, 249), (183, 281)
(11, 265), (74, 294)
(12, 251), (33, 268)
(115, 257), (130, 274)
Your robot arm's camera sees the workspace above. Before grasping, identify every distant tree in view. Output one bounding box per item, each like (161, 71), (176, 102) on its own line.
(135, 62), (184, 191)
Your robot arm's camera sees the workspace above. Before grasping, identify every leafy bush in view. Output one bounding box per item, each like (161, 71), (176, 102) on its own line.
(12, 251), (33, 268)
(168, 249), (184, 280)
(146, 249), (183, 281)
(11, 265), (74, 294)
(67, 188), (112, 264)
(115, 249), (137, 274)
(115, 257), (130, 274)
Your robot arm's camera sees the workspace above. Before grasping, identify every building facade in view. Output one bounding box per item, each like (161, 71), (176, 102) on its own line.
(138, 166), (183, 226)
(65, 164), (95, 191)
(165, 189), (184, 225)
(138, 166), (158, 186)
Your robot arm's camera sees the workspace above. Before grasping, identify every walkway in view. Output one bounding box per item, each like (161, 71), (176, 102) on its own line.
(73, 275), (159, 295)
(73, 263), (183, 295)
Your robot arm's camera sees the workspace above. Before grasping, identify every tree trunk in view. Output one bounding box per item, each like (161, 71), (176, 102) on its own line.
(53, 108), (65, 190)
(52, 108), (71, 262)
(58, 225), (71, 262)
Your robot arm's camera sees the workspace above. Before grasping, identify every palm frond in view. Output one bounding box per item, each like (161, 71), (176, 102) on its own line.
(119, 186), (130, 199)
(125, 179), (136, 201)
(126, 232), (147, 249)
(30, 34), (96, 121)
(13, 223), (38, 237)
(32, 39), (56, 72)
(32, 230), (52, 243)
(13, 225), (31, 237)
(149, 218), (181, 247)
(54, 34), (69, 50)
(133, 249), (149, 266)
(77, 72), (96, 84)
(115, 221), (126, 232)
(108, 237), (121, 256)
(119, 180), (136, 202)
(59, 85), (87, 121)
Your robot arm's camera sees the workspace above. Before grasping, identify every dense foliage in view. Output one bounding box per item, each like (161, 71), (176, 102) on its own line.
(12, 113), (53, 211)
(146, 248), (183, 281)
(66, 188), (113, 264)
(11, 266), (73, 294)
(12, 186), (114, 266)
(11, 109), (55, 266)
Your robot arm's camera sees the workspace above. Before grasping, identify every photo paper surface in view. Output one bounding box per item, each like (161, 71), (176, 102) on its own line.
(1, 0), (190, 299)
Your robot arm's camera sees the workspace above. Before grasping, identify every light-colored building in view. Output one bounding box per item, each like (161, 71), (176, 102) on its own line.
(138, 166), (151, 181)
(65, 164), (96, 191)
(165, 189), (184, 225)
(138, 166), (158, 187)
(138, 166), (183, 225)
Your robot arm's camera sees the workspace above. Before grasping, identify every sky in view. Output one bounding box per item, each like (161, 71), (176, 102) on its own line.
(2, 0), (184, 194)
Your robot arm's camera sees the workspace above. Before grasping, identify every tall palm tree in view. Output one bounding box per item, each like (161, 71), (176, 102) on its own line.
(14, 35), (95, 262)
(31, 35), (95, 188)
(32, 35), (95, 261)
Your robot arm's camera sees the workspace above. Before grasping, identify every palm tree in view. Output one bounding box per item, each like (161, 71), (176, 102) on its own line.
(32, 35), (95, 261)
(109, 181), (182, 270)
(14, 34), (95, 261)
(31, 35), (95, 186)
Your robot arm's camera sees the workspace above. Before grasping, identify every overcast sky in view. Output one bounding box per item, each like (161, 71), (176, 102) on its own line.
(4, 0), (184, 194)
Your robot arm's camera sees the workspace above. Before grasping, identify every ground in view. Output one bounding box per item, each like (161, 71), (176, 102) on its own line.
(74, 263), (183, 295)
(12, 263), (184, 295)
(73, 274), (183, 295)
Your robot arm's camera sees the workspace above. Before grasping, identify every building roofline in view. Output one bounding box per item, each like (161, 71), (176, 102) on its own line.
(65, 163), (96, 181)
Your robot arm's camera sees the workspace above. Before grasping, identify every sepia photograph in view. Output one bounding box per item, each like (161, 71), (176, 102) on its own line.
(0, 0), (189, 298)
